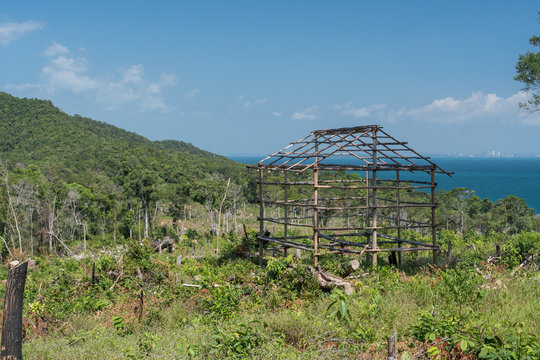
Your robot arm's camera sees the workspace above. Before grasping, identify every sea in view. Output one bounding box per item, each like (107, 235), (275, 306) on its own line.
(228, 156), (540, 213)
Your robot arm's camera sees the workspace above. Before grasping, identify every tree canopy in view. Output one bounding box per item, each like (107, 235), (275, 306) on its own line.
(515, 11), (540, 112)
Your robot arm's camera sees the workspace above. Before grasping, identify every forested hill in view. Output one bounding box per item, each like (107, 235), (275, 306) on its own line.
(0, 91), (253, 198)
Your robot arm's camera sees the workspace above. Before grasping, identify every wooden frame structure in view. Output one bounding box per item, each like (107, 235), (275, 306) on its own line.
(253, 125), (452, 267)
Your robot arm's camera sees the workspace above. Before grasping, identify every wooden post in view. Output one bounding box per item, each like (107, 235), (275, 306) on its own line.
(138, 288), (144, 321)
(313, 135), (319, 267)
(91, 261), (96, 285)
(365, 169), (370, 264)
(1, 261), (28, 360)
(365, 170), (370, 227)
(371, 128), (378, 267)
(258, 167), (264, 266)
(283, 171), (289, 257)
(396, 170), (402, 266)
(431, 167), (437, 265)
(387, 331), (398, 360)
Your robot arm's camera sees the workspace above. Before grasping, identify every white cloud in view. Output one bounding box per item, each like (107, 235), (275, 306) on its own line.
(44, 42), (69, 57)
(42, 55), (98, 93)
(406, 91), (540, 125)
(0, 20), (43, 45)
(336, 91), (540, 126)
(4, 83), (40, 92)
(121, 64), (144, 84)
(292, 106), (318, 120)
(149, 74), (178, 94)
(273, 111), (282, 117)
(183, 88), (200, 100)
(140, 96), (167, 111)
(238, 95), (268, 110)
(97, 65), (177, 111)
(41, 55), (98, 93)
(160, 74), (178, 86)
(6, 44), (178, 113)
(335, 102), (387, 118)
(255, 98), (268, 104)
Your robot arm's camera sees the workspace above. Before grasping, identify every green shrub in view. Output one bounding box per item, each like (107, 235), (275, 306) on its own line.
(438, 269), (485, 312)
(502, 232), (540, 268)
(125, 238), (153, 272)
(211, 322), (263, 358)
(266, 255), (293, 279)
(203, 284), (241, 320)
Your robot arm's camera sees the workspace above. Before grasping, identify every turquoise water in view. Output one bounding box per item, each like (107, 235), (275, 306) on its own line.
(229, 156), (540, 213)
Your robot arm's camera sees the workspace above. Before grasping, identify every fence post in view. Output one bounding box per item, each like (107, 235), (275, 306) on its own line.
(1, 261), (28, 360)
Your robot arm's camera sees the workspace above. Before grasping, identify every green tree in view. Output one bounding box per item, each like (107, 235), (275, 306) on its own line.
(494, 196), (534, 234)
(126, 168), (162, 239)
(515, 11), (540, 111)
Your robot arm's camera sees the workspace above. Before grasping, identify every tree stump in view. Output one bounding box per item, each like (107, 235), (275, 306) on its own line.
(344, 259), (360, 277)
(1, 261), (28, 360)
(387, 331), (397, 360)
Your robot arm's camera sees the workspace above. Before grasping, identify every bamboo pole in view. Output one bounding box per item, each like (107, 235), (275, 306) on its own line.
(371, 127), (378, 267)
(313, 134), (319, 266)
(396, 169), (402, 266)
(431, 167), (437, 265)
(258, 167), (264, 266)
(283, 171), (289, 256)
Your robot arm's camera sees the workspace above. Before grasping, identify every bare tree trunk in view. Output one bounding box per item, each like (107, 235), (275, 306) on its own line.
(83, 222), (87, 251)
(216, 178), (231, 254)
(48, 201), (55, 254)
(3, 171), (22, 252)
(152, 202), (159, 232)
(113, 208), (117, 242)
(233, 205), (238, 235)
(138, 208), (141, 241)
(144, 204), (149, 239)
(1, 261), (28, 360)
(129, 198), (133, 238)
(210, 209), (214, 234)
(29, 208), (34, 257)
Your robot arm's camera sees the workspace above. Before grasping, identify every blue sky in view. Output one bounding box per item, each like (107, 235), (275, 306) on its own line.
(1, 1), (539, 156)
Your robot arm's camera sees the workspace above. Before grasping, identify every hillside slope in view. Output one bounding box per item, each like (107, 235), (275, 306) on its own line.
(0, 92), (252, 193)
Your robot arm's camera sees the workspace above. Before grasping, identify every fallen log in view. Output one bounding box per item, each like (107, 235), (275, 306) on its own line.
(308, 265), (354, 295)
(511, 254), (535, 276)
(149, 237), (174, 253)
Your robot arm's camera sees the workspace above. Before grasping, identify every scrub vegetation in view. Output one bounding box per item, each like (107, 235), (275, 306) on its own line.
(0, 92), (538, 359)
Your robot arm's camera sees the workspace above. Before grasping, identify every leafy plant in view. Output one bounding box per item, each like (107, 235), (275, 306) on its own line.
(478, 323), (539, 360)
(112, 315), (128, 336)
(349, 326), (376, 343)
(410, 311), (461, 343)
(138, 332), (158, 357)
(211, 322), (263, 358)
(326, 289), (351, 322)
(266, 255), (293, 279)
(438, 269), (485, 313)
(203, 283), (241, 320)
